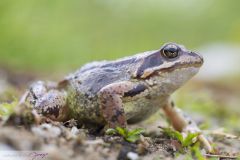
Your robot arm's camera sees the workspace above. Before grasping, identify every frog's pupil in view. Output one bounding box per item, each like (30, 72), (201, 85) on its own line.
(168, 48), (176, 53)
(163, 45), (178, 59)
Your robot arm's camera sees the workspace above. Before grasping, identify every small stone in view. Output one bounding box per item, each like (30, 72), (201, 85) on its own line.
(32, 123), (61, 138)
(71, 126), (79, 135)
(127, 152), (139, 160)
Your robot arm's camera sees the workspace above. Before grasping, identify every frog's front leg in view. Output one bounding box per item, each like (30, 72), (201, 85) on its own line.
(21, 81), (69, 121)
(162, 100), (213, 153)
(98, 81), (147, 128)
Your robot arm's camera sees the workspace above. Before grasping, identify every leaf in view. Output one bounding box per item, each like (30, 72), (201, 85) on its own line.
(126, 135), (140, 143)
(182, 132), (199, 147)
(106, 127), (145, 143)
(116, 127), (128, 137)
(160, 127), (200, 148)
(105, 128), (117, 135)
(162, 127), (184, 143)
(127, 128), (145, 137)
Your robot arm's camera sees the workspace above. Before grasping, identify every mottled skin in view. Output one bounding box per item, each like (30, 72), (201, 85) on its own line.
(21, 43), (212, 152)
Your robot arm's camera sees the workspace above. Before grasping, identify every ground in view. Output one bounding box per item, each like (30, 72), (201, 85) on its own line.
(0, 69), (240, 160)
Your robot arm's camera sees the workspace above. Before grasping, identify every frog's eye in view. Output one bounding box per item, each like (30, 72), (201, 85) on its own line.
(162, 44), (179, 59)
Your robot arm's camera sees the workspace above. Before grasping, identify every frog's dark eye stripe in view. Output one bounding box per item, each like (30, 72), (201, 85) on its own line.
(135, 51), (164, 78)
(162, 44), (179, 59)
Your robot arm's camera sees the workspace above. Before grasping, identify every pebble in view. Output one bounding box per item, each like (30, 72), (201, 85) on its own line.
(127, 152), (139, 160)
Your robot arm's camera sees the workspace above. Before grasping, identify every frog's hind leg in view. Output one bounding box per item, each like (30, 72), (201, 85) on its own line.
(162, 100), (213, 153)
(98, 81), (147, 128)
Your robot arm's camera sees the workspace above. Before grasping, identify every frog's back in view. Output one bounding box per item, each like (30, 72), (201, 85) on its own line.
(66, 56), (139, 97)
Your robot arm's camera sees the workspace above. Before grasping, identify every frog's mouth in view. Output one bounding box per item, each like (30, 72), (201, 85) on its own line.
(140, 59), (203, 79)
(157, 60), (203, 73)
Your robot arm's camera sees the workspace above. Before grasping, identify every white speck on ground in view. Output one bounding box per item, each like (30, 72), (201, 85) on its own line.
(127, 152), (139, 160)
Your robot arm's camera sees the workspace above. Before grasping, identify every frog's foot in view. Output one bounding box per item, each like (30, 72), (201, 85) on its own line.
(22, 81), (69, 121)
(98, 81), (147, 129)
(163, 100), (213, 153)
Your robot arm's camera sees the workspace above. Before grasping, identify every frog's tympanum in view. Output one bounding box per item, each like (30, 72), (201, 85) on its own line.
(21, 43), (212, 152)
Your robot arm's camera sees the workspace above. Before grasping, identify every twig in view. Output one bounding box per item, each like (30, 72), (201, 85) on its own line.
(204, 153), (239, 159)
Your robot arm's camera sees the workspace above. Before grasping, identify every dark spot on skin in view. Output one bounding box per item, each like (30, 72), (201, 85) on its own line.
(115, 110), (124, 117)
(84, 93), (90, 97)
(111, 115), (118, 122)
(97, 78), (103, 83)
(89, 88), (93, 92)
(43, 105), (60, 118)
(103, 68), (115, 72)
(74, 75), (78, 79)
(188, 121), (192, 124)
(136, 51), (164, 78)
(30, 88), (38, 101)
(110, 110), (124, 123)
(58, 79), (68, 87)
(124, 84), (147, 97)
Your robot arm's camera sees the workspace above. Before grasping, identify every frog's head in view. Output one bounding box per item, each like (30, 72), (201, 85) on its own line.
(134, 42), (203, 94)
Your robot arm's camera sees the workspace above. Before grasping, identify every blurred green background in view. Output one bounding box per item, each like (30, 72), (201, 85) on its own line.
(0, 0), (240, 73)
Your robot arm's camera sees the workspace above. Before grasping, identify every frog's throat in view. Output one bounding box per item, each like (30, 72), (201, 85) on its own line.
(159, 66), (199, 92)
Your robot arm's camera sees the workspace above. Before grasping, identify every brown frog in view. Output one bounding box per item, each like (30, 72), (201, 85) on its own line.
(20, 43), (212, 152)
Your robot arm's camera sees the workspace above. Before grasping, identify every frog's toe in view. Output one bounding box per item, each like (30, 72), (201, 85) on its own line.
(182, 123), (213, 153)
(198, 134), (214, 153)
(163, 100), (213, 153)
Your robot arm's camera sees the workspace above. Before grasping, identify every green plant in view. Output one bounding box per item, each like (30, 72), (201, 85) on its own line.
(190, 143), (205, 160)
(106, 127), (145, 143)
(160, 127), (199, 148)
(0, 100), (18, 118)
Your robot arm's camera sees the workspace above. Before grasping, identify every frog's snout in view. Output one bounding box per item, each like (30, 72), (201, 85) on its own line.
(196, 52), (204, 66)
(197, 53), (204, 63)
(189, 51), (204, 67)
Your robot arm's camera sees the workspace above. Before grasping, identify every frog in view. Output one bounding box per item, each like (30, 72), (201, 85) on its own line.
(20, 42), (212, 152)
